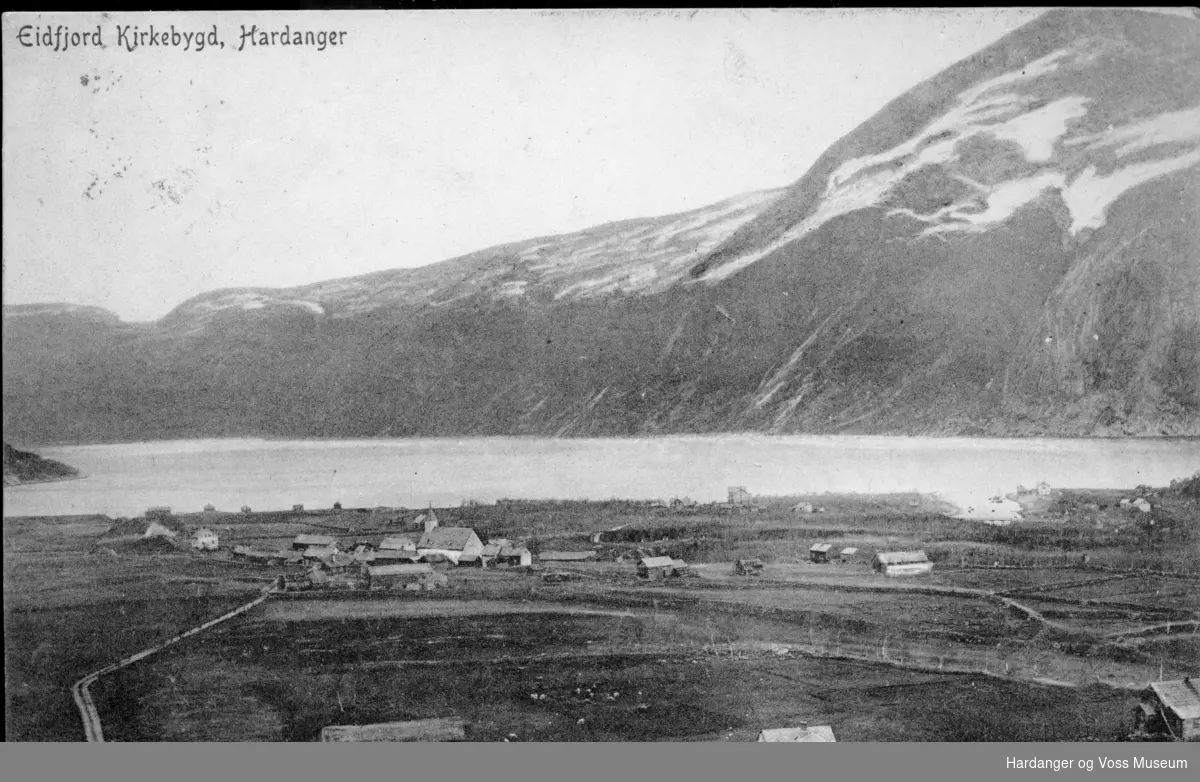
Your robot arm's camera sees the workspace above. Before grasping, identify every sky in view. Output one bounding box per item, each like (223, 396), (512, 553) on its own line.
(2, 8), (1053, 322)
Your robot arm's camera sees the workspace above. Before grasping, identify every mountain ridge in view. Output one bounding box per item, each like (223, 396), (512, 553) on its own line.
(4, 8), (1197, 445)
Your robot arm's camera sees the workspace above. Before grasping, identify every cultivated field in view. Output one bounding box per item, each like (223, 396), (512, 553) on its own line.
(4, 484), (1197, 741)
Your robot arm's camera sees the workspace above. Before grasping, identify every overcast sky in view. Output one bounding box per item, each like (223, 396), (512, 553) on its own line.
(2, 9), (1052, 322)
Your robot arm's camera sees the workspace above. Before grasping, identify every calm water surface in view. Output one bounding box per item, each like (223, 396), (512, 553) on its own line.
(3, 436), (1197, 518)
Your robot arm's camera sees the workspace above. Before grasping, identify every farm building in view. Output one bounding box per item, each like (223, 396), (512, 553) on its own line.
(496, 546), (532, 567)
(670, 497), (697, 509)
(364, 563), (435, 589)
(539, 550), (597, 562)
(416, 527), (482, 565)
(191, 527), (219, 551)
(145, 506), (172, 519)
(638, 556), (677, 580)
(320, 717), (466, 742)
(669, 558), (692, 576)
(734, 558), (764, 576)
(379, 536), (417, 552)
(1133, 678), (1200, 741)
(809, 543), (834, 563)
(871, 551), (933, 577)
(792, 502), (814, 514)
(293, 534), (337, 551)
(839, 547), (860, 562)
(728, 486), (751, 506)
(757, 725), (836, 742)
(479, 543), (503, 565)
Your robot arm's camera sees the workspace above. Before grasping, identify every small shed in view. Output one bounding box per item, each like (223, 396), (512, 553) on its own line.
(416, 527), (483, 565)
(638, 556), (676, 580)
(293, 534), (337, 551)
(809, 543), (834, 563)
(479, 543), (503, 566)
(1133, 678), (1200, 740)
(757, 725), (836, 742)
(871, 551), (932, 577)
(191, 527), (219, 551)
(320, 717), (466, 742)
(734, 558), (764, 576)
(839, 547), (860, 562)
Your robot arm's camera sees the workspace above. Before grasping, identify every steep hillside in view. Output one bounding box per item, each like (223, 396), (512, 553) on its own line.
(2, 443), (79, 486)
(3, 9), (1197, 444)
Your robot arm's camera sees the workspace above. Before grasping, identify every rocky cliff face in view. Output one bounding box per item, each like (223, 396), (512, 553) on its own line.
(4, 9), (1197, 444)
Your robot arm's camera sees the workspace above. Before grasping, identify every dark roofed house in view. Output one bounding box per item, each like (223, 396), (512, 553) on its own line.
(734, 558), (764, 576)
(638, 556), (676, 580)
(1134, 677), (1200, 740)
(809, 543), (834, 563)
(293, 534), (337, 551)
(871, 551), (932, 577)
(416, 527), (482, 565)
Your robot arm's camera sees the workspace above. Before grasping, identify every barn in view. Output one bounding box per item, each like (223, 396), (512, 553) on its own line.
(809, 543), (834, 563)
(734, 558), (764, 576)
(416, 527), (483, 565)
(496, 546), (532, 567)
(293, 534), (337, 551)
(1133, 678), (1200, 740)
(871, 551), (932, 577)
(191, 527), (219, 551)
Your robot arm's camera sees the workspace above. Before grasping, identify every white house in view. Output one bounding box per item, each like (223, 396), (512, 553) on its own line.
(416, 527), (482, 565)
(191, 527), (219, 551)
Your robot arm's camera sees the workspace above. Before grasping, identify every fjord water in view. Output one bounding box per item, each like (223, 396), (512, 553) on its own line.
(4, 436), (1198, 519)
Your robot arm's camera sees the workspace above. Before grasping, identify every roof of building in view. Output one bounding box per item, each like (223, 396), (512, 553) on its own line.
(539, 550), (597, 561)
(757, 726), (836, 742)
(810, 543), (833, 553)
(417, 527), (478, 551)
(499, 546), (530, 558)
(372, 549), (419, 561)
(368, 563), (433, 577)
(379, 536), (417, 550)
(295, 534), (336, 546)
(874, 551), (929, 565)
(840, 547), (859, 555)
(1148, 678), (1200, 720)
(640, 556), (675, 568)
(304, 545), (338, 557)
(480, 543), (503, 557)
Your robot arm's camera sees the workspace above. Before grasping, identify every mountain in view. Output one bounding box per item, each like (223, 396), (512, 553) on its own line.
(4, 8), (1198, 444)
(2, 443), (79, 486)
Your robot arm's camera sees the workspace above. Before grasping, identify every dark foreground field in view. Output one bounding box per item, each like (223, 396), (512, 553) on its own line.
(91, 608), (1132, 742)
(4, 484), (1197, 741)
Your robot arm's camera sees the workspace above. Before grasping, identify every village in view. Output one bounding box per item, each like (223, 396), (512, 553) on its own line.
(5, 476), (1197, 743)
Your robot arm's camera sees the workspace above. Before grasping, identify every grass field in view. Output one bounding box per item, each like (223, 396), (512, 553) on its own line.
(4, 485), (1197, 741)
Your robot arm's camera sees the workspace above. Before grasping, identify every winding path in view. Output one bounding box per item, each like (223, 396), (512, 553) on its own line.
(70, 587), (274, 742)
